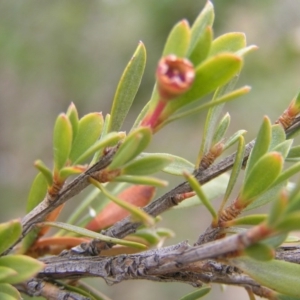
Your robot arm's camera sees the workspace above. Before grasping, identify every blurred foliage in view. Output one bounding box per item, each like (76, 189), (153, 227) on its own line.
(1, 1), (300, 299)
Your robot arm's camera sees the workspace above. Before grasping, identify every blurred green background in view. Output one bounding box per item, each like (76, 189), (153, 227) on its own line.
(1, 0), (300, 299)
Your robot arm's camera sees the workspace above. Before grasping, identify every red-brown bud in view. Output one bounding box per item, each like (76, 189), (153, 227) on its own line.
(156, 55), (195, 100)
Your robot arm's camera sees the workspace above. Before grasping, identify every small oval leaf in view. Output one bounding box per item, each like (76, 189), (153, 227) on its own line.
(0, 220), (21, 256)
(108, 127), (152, 170)
(0, 283), (21, 300)
(0, 255), (44, 284)
(162, 20), (190, 57)
(69, 113), (103, 163)
(122, 155), (172, 176)
(141, 153), (194, 175)
(187, 0), (214, 57)
(240, 152), (283, 205)
(74, 132), (125, 165)
(189, 26), (212, 66)
(245, 116), (272, 180)
(209, 32), (246, 57)
(66, 102), (79, 140)
(212, 112), (230, 145)
(53, 113), (73, 170)
(0, 266), (17, 282)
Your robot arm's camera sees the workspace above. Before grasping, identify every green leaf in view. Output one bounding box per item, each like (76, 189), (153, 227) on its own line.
(209, 32), (246, 57)
(221, 136), (245, 206)
(245, 181), (286, 211)
(231, 257), (300, 297)
(42, 221), (147, 250)
(212, 113), (230, 145)
(183, 172), (217, 222)
(244, 243), (275, 261)
(240, 152), (283, 205)
(74, 131), (125, 165)
(22, 172), (48, 253)
(196, 75), (240, 166)
(69, 112), (103, 163)
(287, 145), (300, 161)
(156, 227), (175, 239)
(269, 124), (286, 151)
(26, 173), (48, 213)
(53, 113), (73, 171)
(163, 86), (250, 127)
(132, 229), (161, 246)
(187, 1), (214, 57)
(0, 283), (21, 300)
(176, 173), (229, 209)
(166, 53), (243, 113)
(90, 114), (111, 164)
(90, 179), (155, 226)
(109, 42), (146, 132)
(230, 214), (267, 226)
(140, 153), (194, 175)
(66, 102), (79, 140)
(275, 212), (300, 232)
(262, 233), (288, 249)
(235, 45), (258, 57)
(0, 220), (21, 256)
(34, 160), (53, 186)
(0, 255), (44, 284)
(122, 155), (172, 176)
(223, 130), (247, 151)
(271, 162), (300, 189)
(294, 90), (300, 109)
(272, 140), (293, 159)
(179, 286), (211, 300)
(245, 116), (272, 180)
(59, 166), (85, 179)
(114, 175), (168, 187)
(188, 26), (212, 66)
(108, 127), (152, 170)
(0, 292), (18, 300)
(162, 20), (190, 57)
(0, 267), (17, 282)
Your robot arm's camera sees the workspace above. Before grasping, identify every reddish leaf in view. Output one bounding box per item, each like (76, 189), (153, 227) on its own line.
(86, 185), (156, 231)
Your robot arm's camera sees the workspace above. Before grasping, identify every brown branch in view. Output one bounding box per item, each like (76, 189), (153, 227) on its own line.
(35, 230), (292, 299)
(67, 140), (256, 255)
(16, 279), (90, 300)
